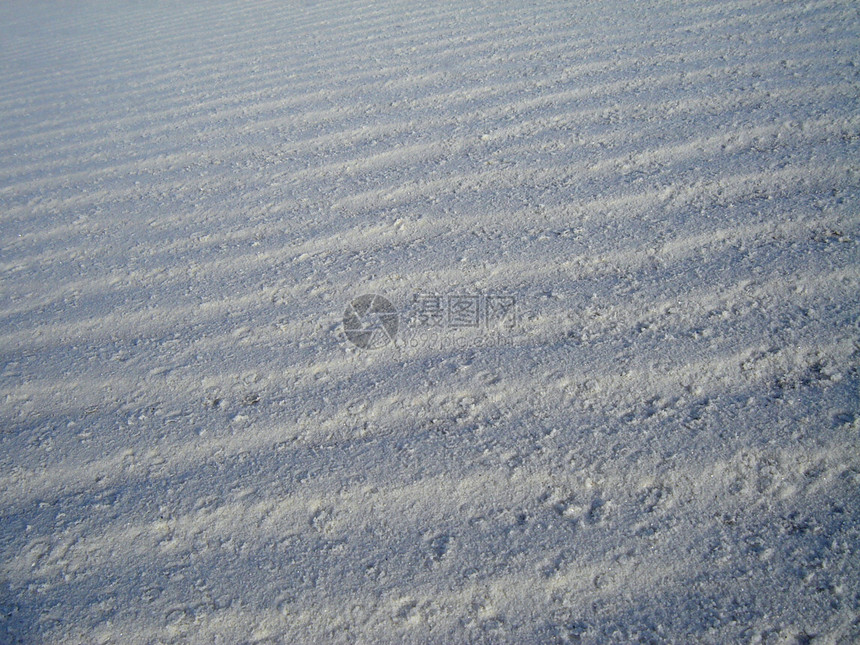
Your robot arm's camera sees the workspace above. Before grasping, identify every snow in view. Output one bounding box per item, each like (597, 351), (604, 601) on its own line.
(1, 0), (858, 643)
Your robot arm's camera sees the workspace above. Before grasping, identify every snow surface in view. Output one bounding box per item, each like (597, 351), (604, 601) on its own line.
(1, 0), (859, 643)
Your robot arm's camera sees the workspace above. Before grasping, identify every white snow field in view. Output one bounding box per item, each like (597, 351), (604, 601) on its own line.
(1, 0), (859, 642)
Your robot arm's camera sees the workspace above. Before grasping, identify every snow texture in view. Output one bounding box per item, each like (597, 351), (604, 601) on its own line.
(1, 0), (859, 643)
